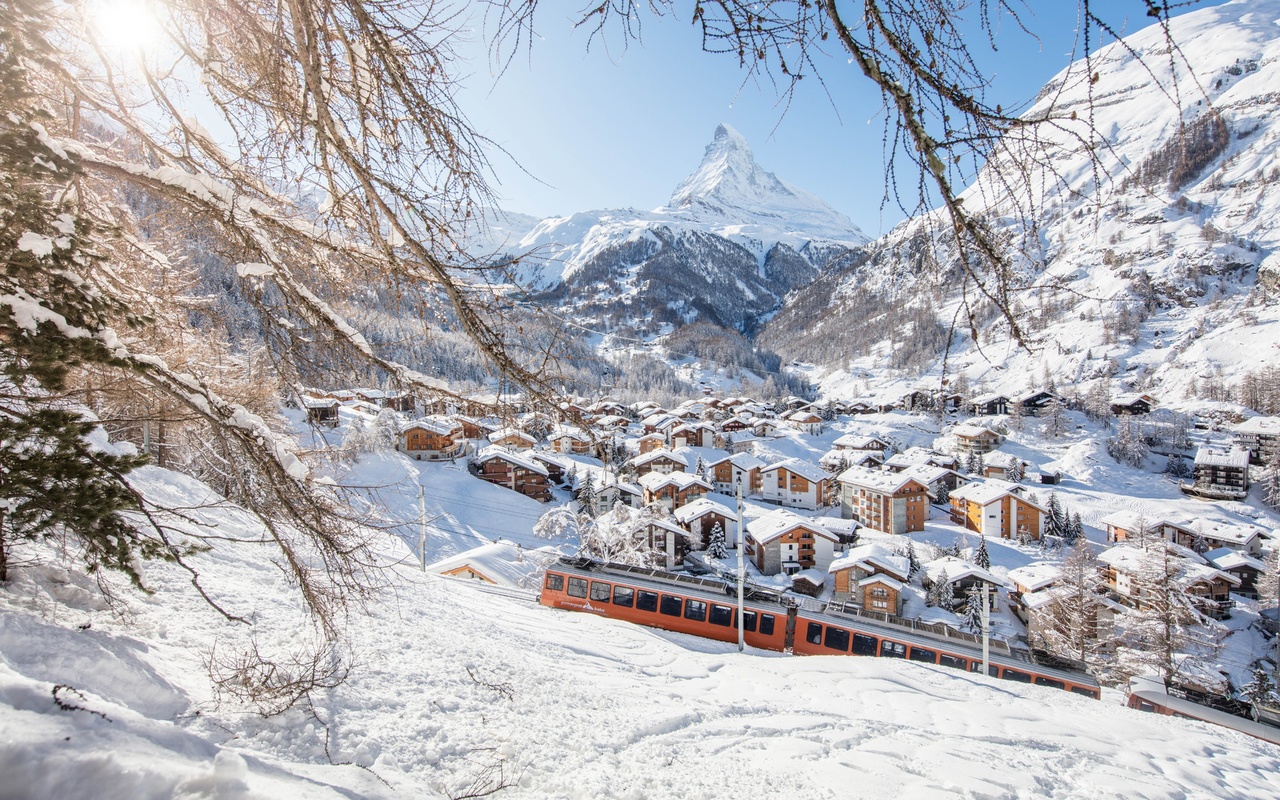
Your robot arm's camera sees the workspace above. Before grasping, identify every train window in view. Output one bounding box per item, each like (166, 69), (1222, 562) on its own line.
(938, 654), (967, 671)
(612, 586), (635, 607)
(1072, 687), (1101, 700)
(590, 581), (612, 602)
(824, 627), (850, 652)
(1034, 677), (1066, 690)
(545, 574), (564, 592)
(908, 647), (938, 664)
(1137, 700), (1156, 712)
(759, 615), (775, 636)
(567, 577), (588, 598)
(806, 622), (823, 645)
(851, 633), (877, 656)
(685, 599), (708, 622)
(709, 605), (733, 627)
(637, 591), (659, 612)
(740, 611), (758, 632)
(880, 640), (906, 659)
(659, 595), (683, 617)
(969, 662), (999, 677)
(1001, 669), (1032, 683)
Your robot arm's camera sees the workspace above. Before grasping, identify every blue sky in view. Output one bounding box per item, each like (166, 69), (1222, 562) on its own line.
(454, 2), (1227, 236)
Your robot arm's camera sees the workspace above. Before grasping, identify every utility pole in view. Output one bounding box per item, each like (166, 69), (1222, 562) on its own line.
(736, 477), (745, 653)
(418, 483), (427, 571)
(981, 583), (991, 676)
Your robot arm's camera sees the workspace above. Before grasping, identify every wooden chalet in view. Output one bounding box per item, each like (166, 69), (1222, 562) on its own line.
(948, 479), (1044, 541)
(922, 557), (1004, 611)
(302, 397), (340, 426)
(488, 427), (537, 451)
(1232, 416), (1280, 465)
(1182, 446), (1250, 501)
(952, 424), (1004, 455)
(968, 393), (1010, 416)
(629, 449), (688, 477)
(1110, 393), (1157, 416)
(473, 446), (552, 502)
(397, 416), (466, 461)
(548, 426), (593, 455)
(638, 471), (712, 509)
(760, 458), (834, 510)
(745, 510), (838, 576)
(673, 498), (737, 550)
(786, 410), (824, 435)
(828, 542), (910, 605)
(707, 453), (764, 495)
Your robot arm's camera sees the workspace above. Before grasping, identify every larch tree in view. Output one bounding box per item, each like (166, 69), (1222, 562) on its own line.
(1036, 537), (1109, 670)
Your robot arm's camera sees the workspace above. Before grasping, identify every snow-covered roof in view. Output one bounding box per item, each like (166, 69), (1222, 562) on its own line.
(706, 452), (765, 471)
(983, 450), (1022, 469)
(672, 498), (735, 523)
(638, 471), (711, 492)
(858, 574), (904, 591)
(923, 556), (1006, 588)
(792, 569), (826, 587)
(1006, 562), (1062, 593)
(475, 446), (549, 476)
(426, 541), (559, 589)
(489, 427), (536, 444)
(1098, 510), (1172, 532)
(631, 449), (688, 468)
(952, 424), (1000, 439)
(836, 464), (925, 493)
(1193, 446), (1249, 469)
(302, 397), (339, 409)
(810, 516), (859, 537)
(832, 433), (888, 450)
(949, 479), (1041, 509)
(746, 509), (837, 545)
(762, 457), (828, 483)
(1203, 548), (1265, 573)
(548, 425), (591, 442)
(1233, 416), (1280, 436)
(828, 542), (909, 580)
(1195, 521), (1263, 548)
(897, 463), (953, 487)
(400, 415), (462, 436)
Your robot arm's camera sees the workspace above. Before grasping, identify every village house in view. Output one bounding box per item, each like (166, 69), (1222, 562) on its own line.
(1097, 544), (1238, 620)
(982, 451), (1027, 481)
(1022, 586), (1124, 655)
(948, 479), (1044, 541)
(636, 432), (667, 454)
(968, 393), (1010, 416)
(1110, 392), (1157, 416)
(922, 557), (1004, 610)
(718, 414), (752, 434)
(819, 448), (882, 474)
(636, 516), (692, 570)
(529, 451), (568, 484)
(1182, 445), (1250, 500)
(832, 433), (892, 455)
(707, 452), (765, 495)
(1005, 562), (1062, 625)
(673, 498), (737, 550)
(716, 431), (761, 453)
(397, 416), (466, 461)
(1232, 416), (1280, 465)
(897, 463), (965, 497)
(837, 465), (930, 535)
(629, 449), (688, 477)
(1204, 548), (1265, 598)
(426, 541), (549, 588)
(884, 446), (959, 472)
(828, 542), (910, 605)
(473, 446), (552, 502)
(952, 424), (1004, 455)
(641, 412), (680, 435)
(760, 458), (835, 510)
(487, 427), (537, 451)
(786, 409), (825, 435)
(1014, 390), (1060, 417)
(1099, 510), (1188, 546)
(745, 510), (838, 576)
(302, 397), (340, 426)
(670, 422), (716, 449)
(750, 418), (780, 438)
(576, 473), (641, 516)
(547, 426), (593, 455)
(638, 471), (712, 509)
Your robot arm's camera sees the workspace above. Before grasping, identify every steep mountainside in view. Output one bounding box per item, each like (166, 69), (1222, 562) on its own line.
(762, 0), (1280, 406)
(494, 125), (868, 335)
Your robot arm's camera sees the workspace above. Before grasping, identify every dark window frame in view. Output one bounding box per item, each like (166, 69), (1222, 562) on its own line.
(659, 594), (684, 617)
(852, 633), (878, 656)
(636, 590), (659, 612)
(709, 605), (734, 627)
(545, 573), (564, 592)
(806, 622), (823, 645)
(612, 585), (635, 607)
(566, 576), (588, 598)
(824, 627), (850, 652)
(684, 599), (708, 622)
(589, 581), (612, 602)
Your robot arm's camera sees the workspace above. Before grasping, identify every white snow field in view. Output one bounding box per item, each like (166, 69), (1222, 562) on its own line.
(2, 460), (1279, 800)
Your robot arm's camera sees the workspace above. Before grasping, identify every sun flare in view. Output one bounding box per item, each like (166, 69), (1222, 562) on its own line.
(91, 0), (162, 53)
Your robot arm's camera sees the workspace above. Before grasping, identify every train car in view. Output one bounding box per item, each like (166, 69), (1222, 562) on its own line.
(540, 557), (788, 651)
(1127, 676), (1280, 746)
(541, 557), (1101, 698)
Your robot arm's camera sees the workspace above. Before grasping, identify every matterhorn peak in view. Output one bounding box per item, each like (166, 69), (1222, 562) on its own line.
(662, 124), (866, 243)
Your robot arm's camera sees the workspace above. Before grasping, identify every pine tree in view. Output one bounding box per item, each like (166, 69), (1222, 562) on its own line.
(1064, 513), (1085, 546)
(1045, 492), (1069, 539)
(934, 483), (950, 506)
(927, 568), (950, 607)
(1043, 397), (1068, 438)
(576, 475), (598, 517)
(961, 587), (985, 633)
(964, 450), (983, 476)
(1005, 458), (1025, 483)
(905, 540), (921, 581)
(1164, 453), (1191, 480)
(706, 522), (727, 559)
(975, 536), (991, 570)
(0, 15), (151, 584)
(1240, 666), (1279, 705)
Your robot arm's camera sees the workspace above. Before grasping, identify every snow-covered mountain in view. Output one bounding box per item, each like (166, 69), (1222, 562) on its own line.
(483, 125), (867, 335)
(761, 0), (1280, 406)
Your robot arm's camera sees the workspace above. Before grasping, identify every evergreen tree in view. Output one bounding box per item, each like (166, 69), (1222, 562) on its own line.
(975, 535), (991, 570)
(576, 475), (597, 517)
(1005, 458), (1025, 483)
(1064, 513), (1085, 546)
(1164, 453), (1191, 480)
(693, 455), (707, 479)
(1042, 397), (1068, 438)
(1240, 666), (1279, 704)
(0, 16), (151, 583)
(706, 522), (727, 559)
(1045, 492), (1069, 539)
(905, 540), (921, 581)
(1261, 449), (1280, 512)
(964, 450), (984, 476)
(927, 568), (950, 607)
(961, 587), (985, 633)
(934, 483), (950, 506)
(1258, 549), (1280, 609)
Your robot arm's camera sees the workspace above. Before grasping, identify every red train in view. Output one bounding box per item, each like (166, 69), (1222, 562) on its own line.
(541, 557), (1101, 698)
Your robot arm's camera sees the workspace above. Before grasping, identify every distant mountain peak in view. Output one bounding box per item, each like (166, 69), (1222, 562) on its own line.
(662, 124), (866, 243)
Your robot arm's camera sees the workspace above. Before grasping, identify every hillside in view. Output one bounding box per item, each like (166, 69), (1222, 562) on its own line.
(4, 405), (1280, 798)
(760, 0), (1280, 406)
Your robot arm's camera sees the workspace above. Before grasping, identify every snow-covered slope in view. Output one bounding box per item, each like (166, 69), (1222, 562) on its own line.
(496, 125), (867, 335)
(4, 454), (1280, 799)
(764, 0), (1280, 404)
